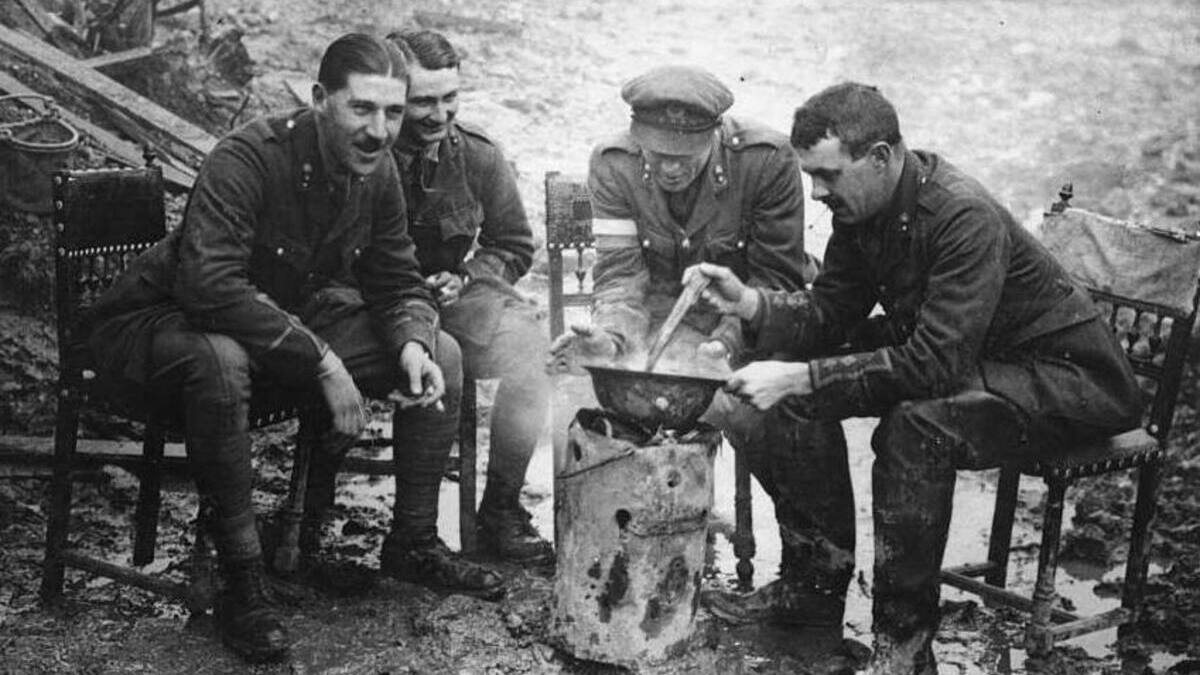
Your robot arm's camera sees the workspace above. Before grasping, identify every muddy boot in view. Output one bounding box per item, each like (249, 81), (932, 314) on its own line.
(380, 533), (506, 600)
(211, 513), (289, 663)
(214, 557), (291, 662)
(700, 578), (845, 627)
(477, 504), (553, 564)
(865, 628), (936, 675)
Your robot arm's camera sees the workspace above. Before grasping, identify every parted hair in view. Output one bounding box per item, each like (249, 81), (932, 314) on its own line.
(791, 82), (903, 159)
(317, 33), (409, 92)
(385, 29), (461, 70)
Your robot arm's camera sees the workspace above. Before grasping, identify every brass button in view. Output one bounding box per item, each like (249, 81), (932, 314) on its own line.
(275, 247), (285, 256)
(642, 239), (651, 248)
(681, 238), (690, 250)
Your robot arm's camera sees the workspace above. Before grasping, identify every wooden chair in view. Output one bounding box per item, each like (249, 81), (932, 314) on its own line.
(940, 186), (1200, 655)
(544, 171), (758, 590)
(39, 162), (478, 611)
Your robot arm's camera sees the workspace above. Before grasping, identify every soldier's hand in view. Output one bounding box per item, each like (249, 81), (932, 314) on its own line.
(546, 324), (619, 374)
(316, 350), (367, 438)
(725, 360), (812, 410)
(684, 263), (759, 320)
(391, 341), (445, 410)
(426, 271), (465, 306)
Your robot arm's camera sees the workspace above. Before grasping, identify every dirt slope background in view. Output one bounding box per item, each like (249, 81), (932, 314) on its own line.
(2, 0), (1200, 673)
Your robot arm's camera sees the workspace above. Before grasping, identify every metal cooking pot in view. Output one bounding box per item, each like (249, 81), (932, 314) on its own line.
(583, 365), (727, 432)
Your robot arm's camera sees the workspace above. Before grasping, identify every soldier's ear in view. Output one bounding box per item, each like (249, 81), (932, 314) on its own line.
(312, 83), (328, 109)
(869, 142), (892, 169)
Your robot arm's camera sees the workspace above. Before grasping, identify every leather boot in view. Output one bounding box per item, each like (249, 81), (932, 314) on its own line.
(477, 504), (553, 563)
(214, 557), (290, 662)
(210, 511), (289, 662)
(700, 578), (845, 627)
(380, 533), (506, 600)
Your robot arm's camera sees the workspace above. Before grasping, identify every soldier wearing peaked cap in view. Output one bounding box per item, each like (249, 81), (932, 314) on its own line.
(548, 65), (856, 629)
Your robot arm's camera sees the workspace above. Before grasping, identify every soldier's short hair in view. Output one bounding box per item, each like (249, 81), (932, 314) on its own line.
(791, 82), (903, 159)
(386, 29), (461, 71)
(317, 33), (408, 93)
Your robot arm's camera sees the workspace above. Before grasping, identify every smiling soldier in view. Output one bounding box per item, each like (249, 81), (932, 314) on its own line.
(370, 29), (553, 564)
(548, 65), (855, 633)
(82, 33), (484, 662)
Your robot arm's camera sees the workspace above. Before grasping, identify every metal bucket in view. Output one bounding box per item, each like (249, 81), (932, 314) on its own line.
(552, 409), (719, 667)
(0, 94), (81, 214)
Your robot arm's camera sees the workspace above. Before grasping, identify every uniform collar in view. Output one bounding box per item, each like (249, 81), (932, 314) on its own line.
(868, 148), (925, 233)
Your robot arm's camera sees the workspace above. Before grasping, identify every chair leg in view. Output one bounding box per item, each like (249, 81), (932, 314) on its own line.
(984, 465), (1021, 590)
(733, 446), (755, 592)
(1025, 476), (1068, 656)
(40, 397), (82, 601)
(1121, 458), (1163, 628)
(459, 378), (478, 555)
(132, 424), (166, 566)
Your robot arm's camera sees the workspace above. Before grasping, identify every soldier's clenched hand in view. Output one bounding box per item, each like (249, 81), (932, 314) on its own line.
(684, 263), (760, 320)
(391, 342), (445, 410)
(426, 271), (465, 306)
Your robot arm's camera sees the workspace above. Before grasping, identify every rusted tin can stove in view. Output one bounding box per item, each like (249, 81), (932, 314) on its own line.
(552, 400), (720, 668)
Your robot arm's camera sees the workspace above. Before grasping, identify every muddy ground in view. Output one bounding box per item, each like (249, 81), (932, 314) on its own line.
(2, 0), (1200, 673)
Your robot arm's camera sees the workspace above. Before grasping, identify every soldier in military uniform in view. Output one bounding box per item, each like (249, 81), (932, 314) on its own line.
(688, 82), (1142, 674)
(548, 65), (855, 628)
(81, 34), (503, 662)
(382, 29), (552, 562)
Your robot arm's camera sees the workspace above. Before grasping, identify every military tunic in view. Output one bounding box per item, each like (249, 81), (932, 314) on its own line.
(393, 120), (535, 352)
(87, 108), (439, 386)
(748, 149), (1142, 435)
(588, 116), (816, 359)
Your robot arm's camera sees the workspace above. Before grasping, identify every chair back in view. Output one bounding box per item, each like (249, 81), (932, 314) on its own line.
(52, 165), (166, 374)
(1042, 201), (1200, 442)
(544, 171), (595, 338)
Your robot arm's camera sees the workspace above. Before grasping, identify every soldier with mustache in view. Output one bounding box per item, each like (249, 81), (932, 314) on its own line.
(688, 82), (1143, 674)
(81, 33), (503, 662)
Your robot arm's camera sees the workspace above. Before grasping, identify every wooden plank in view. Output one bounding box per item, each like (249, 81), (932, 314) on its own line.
(0, 69), (195, 189)
(0, 22), (216, 170)
(59, 549), (189, 599)
(0, 434), (187, 460)
(80, 46), (156, 71)
(940, 569), (1077, 623)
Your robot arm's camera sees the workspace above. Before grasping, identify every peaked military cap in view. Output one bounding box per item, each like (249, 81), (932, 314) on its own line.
(621, 65), (733, 155)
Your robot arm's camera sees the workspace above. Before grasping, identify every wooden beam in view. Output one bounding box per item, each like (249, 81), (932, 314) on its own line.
(0, 69), (195, 190)
(0, 22), (216, 171)
(80, 46), (156, 71)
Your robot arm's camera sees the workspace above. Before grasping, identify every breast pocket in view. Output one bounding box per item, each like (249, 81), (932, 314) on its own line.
(638, 224), (679, 280)
(249, 237), (309, 310)
(412, 199), (482, 273)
